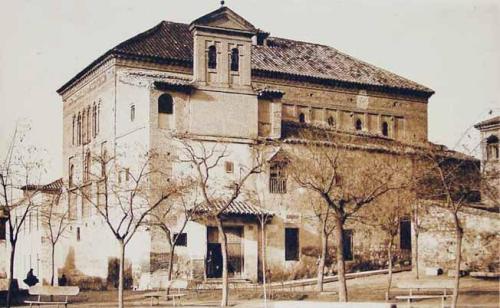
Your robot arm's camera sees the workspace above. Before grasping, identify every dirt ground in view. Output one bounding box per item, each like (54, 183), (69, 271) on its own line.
(13, 271), (500, 307)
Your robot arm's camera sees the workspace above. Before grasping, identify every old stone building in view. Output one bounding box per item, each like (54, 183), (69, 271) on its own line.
(475, 116), (500, 206)
(6, 5), (496, 290)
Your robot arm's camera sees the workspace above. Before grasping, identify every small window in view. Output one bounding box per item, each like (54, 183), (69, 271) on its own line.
(76, 227), (81, 241)
(125, 168), (130, 181)
(72, 116), (76, 145)
(230, 48), (239, 72)
(0, 219), (6, 240)
(343, 229), (353, 261)
(355, 119), (363, 131)
(382, 122), (389, 137)
(486, 135), (499, 160)
(69, 163), (74, 187)
(158, 94), (173, 114)
(269, 161), (287, 194)
(298, 113), (305, 124)
(225, 161), (234, 173)
(208, 45), (217, 69)
(327, 116), (335, 127)
(285, 228), (299, 261)
(130, 104), (135, 122)
(400, 218), (411, 250)
(83, 152), (91, 182)
(173, 233), (187, 246)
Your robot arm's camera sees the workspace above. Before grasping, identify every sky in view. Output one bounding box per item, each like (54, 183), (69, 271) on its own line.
(0, 0), (499, 182)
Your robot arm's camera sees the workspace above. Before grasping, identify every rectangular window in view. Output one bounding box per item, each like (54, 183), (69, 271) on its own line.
(225, 161), (234, 173)
(173, 233), (187, 246)
(130, 104), (135, 122)
(343, 229), (353, 261)
(0, 219), (6, 240)
(285, 228), (299, 261)
(269, 162), (287, 194)
(400, 218), (412, 250)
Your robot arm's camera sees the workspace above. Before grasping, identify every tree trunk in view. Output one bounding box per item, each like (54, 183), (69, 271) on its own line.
(166, 245), (176, 297)
(118, 240), (126, 308)
(6, 243), (16, 308)
(386, 239), (394, 300)
(334, 215), (348, 302)
(414, 231), (419, 280)
(51, 244), (56, 286)
(260, 219), (268, 308)
(451, 222), (463, 308)
(216, 218), (229, 307)
(317, 227), (328, 292)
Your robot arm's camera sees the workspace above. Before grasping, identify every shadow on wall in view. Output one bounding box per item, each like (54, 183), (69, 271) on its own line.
(58, 247), (133, 290)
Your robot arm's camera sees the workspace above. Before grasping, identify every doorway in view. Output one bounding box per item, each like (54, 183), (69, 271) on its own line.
(206, 226), (244, 278)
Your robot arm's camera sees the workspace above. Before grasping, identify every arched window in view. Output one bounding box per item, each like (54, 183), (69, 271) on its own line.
(81, 111), (86, 144)
(208, 45), (217, 69)
(72, 116), (76, 145)
(92, 104), (97, 138)
(69, 163), (74, 187)
(382, 122), (389, 137)
(327, 116), (335, 127)
(97, 102), (101, 135)
(77, 113), (82, 145)
(298, 113), (306, 124)
(486, 135), (499, 160)
(158, 94), (174, 129)
(83, 152), (91, 182)
(86, 107), (91, 142)
(230, 48), (239, 72)
(130, 104), (135, 122)
(355, 119), (363, 131)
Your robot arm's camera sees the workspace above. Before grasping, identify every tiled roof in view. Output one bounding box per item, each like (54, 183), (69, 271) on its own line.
(21, 178), (63, 193)
(58, 21), (433, 97)
(474, 116), (500, 129)
(194, 199), (273, 217)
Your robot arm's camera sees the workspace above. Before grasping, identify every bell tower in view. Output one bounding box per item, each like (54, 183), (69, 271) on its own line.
(190, 6), (257, 90)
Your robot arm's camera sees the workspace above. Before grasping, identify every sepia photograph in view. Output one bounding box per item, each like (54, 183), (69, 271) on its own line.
(0, 0), (499, 307)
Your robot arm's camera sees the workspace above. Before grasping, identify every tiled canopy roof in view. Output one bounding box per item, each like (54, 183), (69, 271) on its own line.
(194, 199), (273, 217)
(21, 178), (63, 193)
(58, 21), (433, 97)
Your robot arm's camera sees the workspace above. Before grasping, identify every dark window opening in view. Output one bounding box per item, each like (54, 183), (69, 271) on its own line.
(130, 105), (135, 122)
(76, 227), (81, 241)
(486, 135), (499, 160)
(69, 163), (74, 187)
(173, 232), (187, 246)
(327, 116), (335, 127)
(382, 122), (389, 137)
(230, 48), (239, 72)
(225, 161), (234, 173)
(158, 94), (173, 114)
(0, 220), (6, 240)
(343, 229), (353, 261)
(298, 113), (305, 123)
(355, 119), (363, 131)
(208, 45), (217, 69)
(285, 228), (299, 261)
(269, 161), (287, 194)
(400, 219), (412, 250)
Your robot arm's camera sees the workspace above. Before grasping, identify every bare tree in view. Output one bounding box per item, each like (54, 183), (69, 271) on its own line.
(417, 150), (480, 308)
(288, 131), (402, 302)
(39, 184), (70, 286)
(360, 192), (410, 300)
(179, 139), (264, 307)
(148, 192), (199, 295)
(0, 124), (45, 307)
(79, 149), (182, 308)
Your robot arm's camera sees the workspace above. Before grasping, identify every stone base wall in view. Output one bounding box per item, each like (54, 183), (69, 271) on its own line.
(418, 205), (499, 274)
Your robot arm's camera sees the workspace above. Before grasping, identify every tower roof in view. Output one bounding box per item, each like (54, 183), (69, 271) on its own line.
(57, 12), (434, 98)
(474, 116), (500, 130)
